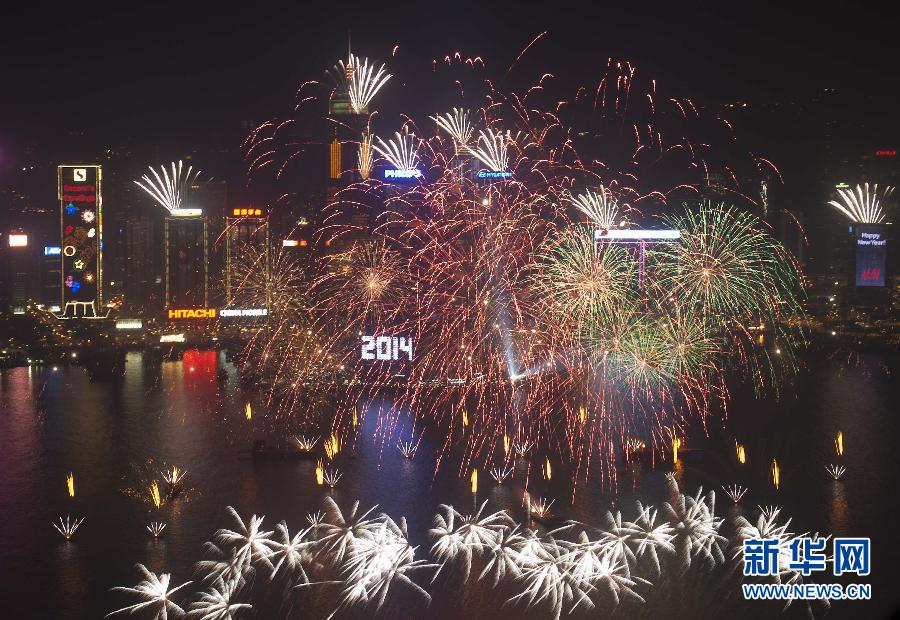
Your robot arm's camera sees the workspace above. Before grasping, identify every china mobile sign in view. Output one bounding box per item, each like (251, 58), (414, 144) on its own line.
(360, 335), (414, 361)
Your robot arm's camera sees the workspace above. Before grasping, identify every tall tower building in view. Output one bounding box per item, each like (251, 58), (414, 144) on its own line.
(224, 207), (269, 306)
(58, 165), (104, 318)
(164, 213), (209, 311)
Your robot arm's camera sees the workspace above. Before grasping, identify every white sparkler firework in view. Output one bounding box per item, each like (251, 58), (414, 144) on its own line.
(397, 439), (420, 459)
(332, 54), (392, 115)
(827, 183), (894, 224)
(722, 483), (748, 504)
(570, 186), (621, 229)
(53, 514), (84, 540)
(291, 434), (318, 452)
(470, 128), (517, 172)
(431, 108), (475, 151)
(147, 522), (167, 538)
(373, 130), (421, 172)
(826, 464), (846, 480)
(359, 132), (373, 179)
(324, 467), (343, 488)
(489, 464), (513, 484)
(134, 161), (201, 214)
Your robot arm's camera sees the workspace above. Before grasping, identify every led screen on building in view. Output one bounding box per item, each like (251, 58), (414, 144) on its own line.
(855, 225), (887, 287)
(58, 165), (102, 306)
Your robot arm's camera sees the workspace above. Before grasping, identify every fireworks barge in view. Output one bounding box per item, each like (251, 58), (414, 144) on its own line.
(238, 439), (318, 461)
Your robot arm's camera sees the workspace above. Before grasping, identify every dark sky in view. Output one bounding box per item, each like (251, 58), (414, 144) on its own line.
(2, 0), (897, 144)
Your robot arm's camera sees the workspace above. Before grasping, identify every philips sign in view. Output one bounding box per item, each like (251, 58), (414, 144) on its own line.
(476, 170), (513, 180)
(383, 169), (422, 181)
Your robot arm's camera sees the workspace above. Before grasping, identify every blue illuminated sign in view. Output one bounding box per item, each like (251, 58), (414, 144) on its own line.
(44, 246), (62, 256)
(476, 170), (513, 179)
(383, 169), (422, 181)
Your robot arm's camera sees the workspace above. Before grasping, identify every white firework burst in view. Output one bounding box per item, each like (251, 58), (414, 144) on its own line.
(147, 522), (167, 538)
(134, 161), (202, 214)
(215, 507), (276, 573)
(188, 576), (251, 620)
(429, 502), (509, 580)
(622, 503), (675, 575)
(336, 54), (392, 115)
(828, 182), (894, 224)
(507, 534), (594, 620)
(373, 130), (421, 172)
(470, 128), (517, 172)
(662, 478), (726, 568)
(335, 516), (434, 613)
(570, 186), (621, 229)
(560, 531), (648, 607)
(269, 521), (313, 584)
(431, 108), (475, 151)
(318, 497), (380, 565)
(108, 563), (192, 620)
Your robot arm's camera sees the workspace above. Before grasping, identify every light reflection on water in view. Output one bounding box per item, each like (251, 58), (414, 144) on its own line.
(0, 351), (897, 618)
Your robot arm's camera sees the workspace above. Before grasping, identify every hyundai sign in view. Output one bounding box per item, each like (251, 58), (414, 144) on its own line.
(476, 170), (512, 180)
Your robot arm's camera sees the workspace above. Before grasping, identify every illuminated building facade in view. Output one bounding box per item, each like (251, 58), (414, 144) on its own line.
(58, 165), (103, 317)
(164, 214), (209, 310)
(224, 207), (269, 305)
(1, 231), (33, 313)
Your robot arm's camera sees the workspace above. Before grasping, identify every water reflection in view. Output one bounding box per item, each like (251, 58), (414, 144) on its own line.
(0, 352), (898, 619)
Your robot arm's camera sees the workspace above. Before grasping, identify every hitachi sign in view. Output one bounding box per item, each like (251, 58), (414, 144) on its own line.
(167, 308), (217, 319)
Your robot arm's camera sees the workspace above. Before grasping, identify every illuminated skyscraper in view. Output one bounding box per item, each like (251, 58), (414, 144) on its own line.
(224, 207), (269, 305)
(58, 165), (104, 318)
(164, 213), (209, 310)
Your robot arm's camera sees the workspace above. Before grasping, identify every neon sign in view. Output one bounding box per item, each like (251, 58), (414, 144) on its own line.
(232, 208), (263, 216)
(383, 169), (422, 180)
(45, 246), (62, 256)
(855, 226), (887, 287)
(476, 170), (513, 179)
(361, 335), (413, 361)
(115, 319), (143, 330)
(160, 333), (186, 343)
(595, 229), (682, 241)
(875, 149), (897, 157)
(8, 234), (28, 247)
(170, 208), (203, 217)
(219, 308), (268, 317)
(167, 308), (217, 319)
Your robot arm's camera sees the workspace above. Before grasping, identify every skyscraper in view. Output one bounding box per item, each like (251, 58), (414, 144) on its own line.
(224, 207), (269, 306)
(164, 213), (209, 311)
(58, 165), (103, 318)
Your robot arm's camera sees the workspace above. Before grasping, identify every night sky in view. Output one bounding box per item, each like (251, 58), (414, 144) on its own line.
(2, 1), (897, 143)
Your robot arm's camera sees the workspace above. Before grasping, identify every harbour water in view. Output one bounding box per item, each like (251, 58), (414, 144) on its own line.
(1, 350), (897, 618)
